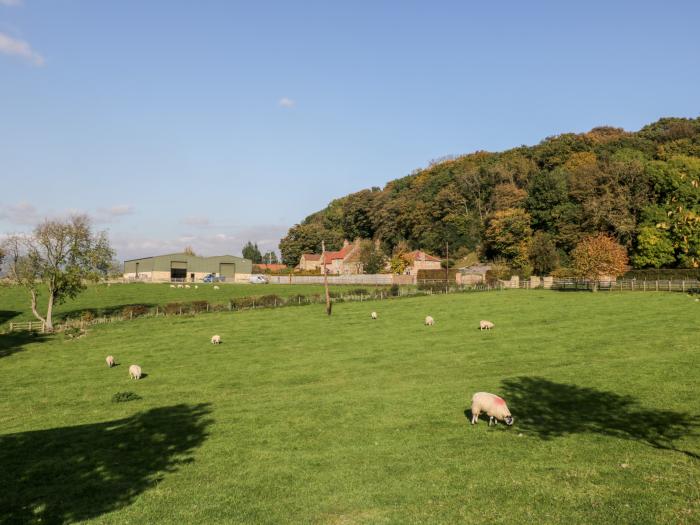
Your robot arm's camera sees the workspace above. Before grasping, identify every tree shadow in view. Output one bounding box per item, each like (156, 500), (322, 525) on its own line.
(0, 330), (48, 359)
(0, 403), (212, 524)
(500, 377), (699, 459)
(0, 310), (21, 326)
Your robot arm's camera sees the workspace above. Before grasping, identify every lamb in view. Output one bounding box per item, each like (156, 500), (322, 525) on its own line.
(105, 355), (115, 368)
(213, 285), (220, 290)
(211, 335), (221, 344)
(425, 315), (434, 326)
(371, 311), (378, 320)
(129, 364), (142, 380)
(470, 392), (513, 426)
(479, 320), (495, 330)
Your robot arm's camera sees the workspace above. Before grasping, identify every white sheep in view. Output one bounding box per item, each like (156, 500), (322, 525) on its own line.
(105, 355), (115, 368)
(425, 315), (434, 326)
(185, 284), (191, 289)
(170, 284), (176, 288)
(177, 284), (184, 289)
(371, 311), (378, 319)
(211, 335), (221, 344)
(479, 320), (495, 330)
(213, 285), (220, 290)
(129, 364), (142, 380)
(470, 392), (513, 426)
(194, 285), (198, 289)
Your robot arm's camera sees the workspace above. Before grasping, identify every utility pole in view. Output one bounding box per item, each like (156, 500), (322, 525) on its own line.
(445, 241), (449, 285)
(322, 240), (332, 315)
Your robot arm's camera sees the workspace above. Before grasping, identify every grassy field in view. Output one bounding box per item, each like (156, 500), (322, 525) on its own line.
(0, 282), (387, 330)
(0, 290), (698, 524)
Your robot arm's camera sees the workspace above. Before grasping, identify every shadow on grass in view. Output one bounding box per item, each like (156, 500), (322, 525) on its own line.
(0, 403), (212, 524)
(0, 330), (48, 359)
(501, 377), (699, 459)
(0, 310), (21, 326)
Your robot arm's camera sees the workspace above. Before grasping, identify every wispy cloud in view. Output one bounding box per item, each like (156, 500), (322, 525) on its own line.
(0, 0), (23, 7)
(102, 205), (135, 217)
(182, 215), (210, 227)
(0, 31), (44, 66)
(0, 201), (40, 225)
(278, 97), (296, 108)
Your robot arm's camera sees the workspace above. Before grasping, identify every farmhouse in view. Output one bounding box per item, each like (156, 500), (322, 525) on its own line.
(404, 250), (442, 275)
(321, 240), (363, 275)
(123, 253), (253, 283)
(297, 253), (322, 271)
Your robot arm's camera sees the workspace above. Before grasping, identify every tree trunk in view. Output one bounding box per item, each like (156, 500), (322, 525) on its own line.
(29, 289), (48, 329)
(45, 291), (55, 331)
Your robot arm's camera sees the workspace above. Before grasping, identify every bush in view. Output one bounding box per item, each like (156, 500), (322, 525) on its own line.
(80, 310), (95, 322)
(231, 297), (256, 310)
(550, 267), (576, 278)
(189, 300), (209, 313)
(349, 288), (369, 296)
(164, 302), (183, 315)
(390, 284), (400, 297)
(257, 295), (283, 307)
(287, 294), (308, 305)
(485, 261), (512, 283)
(111, 391), (142, 403)
(417, 281), (447, 293)
(122, 304), (150, 318)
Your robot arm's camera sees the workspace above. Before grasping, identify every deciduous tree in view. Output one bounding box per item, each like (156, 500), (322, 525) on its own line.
(572, 234), (628, 290)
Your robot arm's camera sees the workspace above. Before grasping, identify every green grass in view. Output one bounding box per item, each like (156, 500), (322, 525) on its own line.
(0, 290), (698, 524)
(0, 282), (385, 329)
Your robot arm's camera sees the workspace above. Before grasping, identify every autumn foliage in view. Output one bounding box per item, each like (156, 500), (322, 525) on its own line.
(572, 234), (629, 281)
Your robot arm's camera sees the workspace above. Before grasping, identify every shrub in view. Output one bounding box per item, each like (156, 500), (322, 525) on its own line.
(111, 391), (142, 403)
(80, 310), (95, 322)
(122, 304), (150, 318)
(190, 300), (209, 313)
(349, 288), (369, 296)
(231, 297), (256, 310)
(485, 261), (512, 283)
(390, 284), (400, 297)
(257, 295), (283, 307)
(164, 302), (183, 315)
(288, 294), (308, 306)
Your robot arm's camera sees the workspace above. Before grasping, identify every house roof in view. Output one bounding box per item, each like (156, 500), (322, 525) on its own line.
(322, 243), (354, 264)
(406, 250), (441, 262)
(300, 253), (321, 261)
(254, 263), (287, 271)
(460, 264), (492, 274)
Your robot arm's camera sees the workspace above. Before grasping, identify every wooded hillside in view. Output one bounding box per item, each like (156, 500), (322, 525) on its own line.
(280, 117), (700, 272)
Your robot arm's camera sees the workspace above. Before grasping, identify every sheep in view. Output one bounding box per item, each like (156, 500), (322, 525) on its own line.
(105, 355), (115, 368)
(170, 284), (176, 288)
(470, 392), (513, 426)
(213, 285), (220, 290)
(129, 364), (142, 380)
(194, 285), (198, 289)
(211, 335), (221, 344)
(479, 320), (495, 331)
(425, 315), (434, 326)
(177, 284), (184, 289)
(371, 311), (378, 320)
(185, 284), (191, 289)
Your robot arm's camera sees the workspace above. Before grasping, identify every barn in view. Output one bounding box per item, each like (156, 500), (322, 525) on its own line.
(123, 253), (253, 283)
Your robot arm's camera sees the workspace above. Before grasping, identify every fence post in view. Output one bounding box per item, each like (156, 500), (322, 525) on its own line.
(9, 322), (12, 332)
(668, 280), (671, 292)
(682, 280), (685, 292)
(656, 280), (659, 291)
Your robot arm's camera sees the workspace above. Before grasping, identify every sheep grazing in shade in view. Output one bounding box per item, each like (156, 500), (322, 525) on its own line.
(105, 355), (115, 368)
(471, 392), (513, 426)
(479, 320), (495, 330)
(213, 285), (220, 290)
(371, 311), (378, 320)
(425, 316), (434, 326)
(211, 335), (221, 345)
(129, 364), (142, 380)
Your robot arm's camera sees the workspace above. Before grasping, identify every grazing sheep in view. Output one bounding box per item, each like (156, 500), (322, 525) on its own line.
(479, 320), (495, 331)
(194, 285), (198, 289)
(177, 284), (184, 289)
(213, 285), (220, 290)
(185, 284), (191, 289)
(425, 315), (434, 326)
(470, 392), (513, 426)
(170, 284), (176, 288)
(129, 364), (142, 380)
(211, 335), (221, 344)
(105, 355), (115, 368)
(371, 311), (378, 320)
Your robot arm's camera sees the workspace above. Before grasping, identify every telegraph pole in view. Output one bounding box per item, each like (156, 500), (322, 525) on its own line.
(322, 240), (332, 315)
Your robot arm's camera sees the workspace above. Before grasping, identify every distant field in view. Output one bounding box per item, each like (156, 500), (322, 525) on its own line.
(0, 282), (388, 329)
(0, 291), (698, 524)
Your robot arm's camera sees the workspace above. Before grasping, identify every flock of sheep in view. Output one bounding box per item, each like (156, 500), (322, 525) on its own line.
(103, 306), (512, 427)
(170, 284), (199, 289)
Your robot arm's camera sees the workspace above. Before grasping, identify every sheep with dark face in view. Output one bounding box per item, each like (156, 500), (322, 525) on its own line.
(211, 335), (221, 344)
(471, 392), (513, 426)
(371, 311), (377, 320)
(479, 320), (494, 330)
(425, 316), (434, 326)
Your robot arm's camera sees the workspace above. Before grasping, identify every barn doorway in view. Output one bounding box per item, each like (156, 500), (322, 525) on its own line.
(170, 261), (187, 281)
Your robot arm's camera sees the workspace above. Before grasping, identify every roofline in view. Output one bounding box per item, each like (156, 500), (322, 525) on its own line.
(123, 253), (246, 262)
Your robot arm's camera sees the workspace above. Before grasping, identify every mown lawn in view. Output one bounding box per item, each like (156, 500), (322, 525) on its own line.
(0, 290), (698, 524)
(0, 282), (387, 330)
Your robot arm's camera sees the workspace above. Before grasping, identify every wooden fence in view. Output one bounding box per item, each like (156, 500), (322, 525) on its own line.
(8, 321), (46, 332)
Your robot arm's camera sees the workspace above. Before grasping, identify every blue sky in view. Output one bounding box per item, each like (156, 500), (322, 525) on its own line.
(1, 1), (698, 260)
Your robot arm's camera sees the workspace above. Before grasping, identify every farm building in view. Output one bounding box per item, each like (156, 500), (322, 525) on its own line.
(123, 253), (253, 283)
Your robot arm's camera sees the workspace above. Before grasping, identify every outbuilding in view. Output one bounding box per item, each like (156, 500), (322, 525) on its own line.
(123, 253), (253, 283)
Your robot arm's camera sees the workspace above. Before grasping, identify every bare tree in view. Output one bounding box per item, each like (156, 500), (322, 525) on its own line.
(3, 215), (114, 331)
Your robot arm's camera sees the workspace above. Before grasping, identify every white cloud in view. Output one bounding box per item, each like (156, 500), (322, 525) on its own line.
(0, 201), (40, 225)
(104, 204), (135, 217)
(0, 0), (23, 6)
(0, 31), (44, 66)
(278, 97), (296, 108)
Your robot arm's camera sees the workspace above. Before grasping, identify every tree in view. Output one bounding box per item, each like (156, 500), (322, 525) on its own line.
(529, 231), (560, 275)
(279, 223), (343, 267)
(262, 251), (279, 264)
(482, 208), (532, 262)
(3, 215), (114, 331)
(242, 241), (263, 264)
(183, 246), (196, 256)
(632, 226), (675, 268)
(572, 234), (628, 290)
(359, 240), (386, 274)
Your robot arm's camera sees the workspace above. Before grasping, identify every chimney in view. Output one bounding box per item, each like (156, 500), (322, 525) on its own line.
(343, 239), (350, 248)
